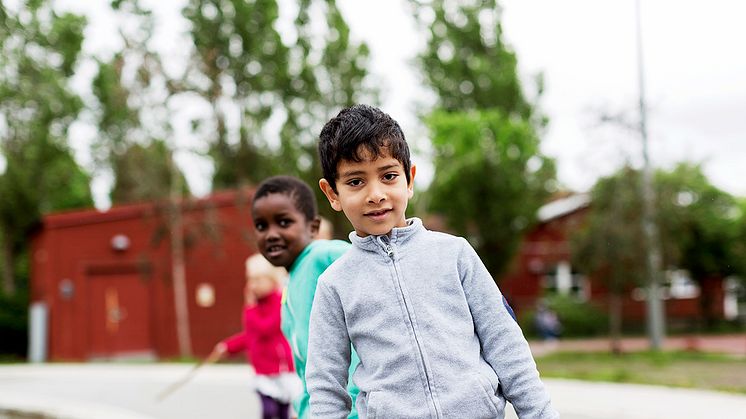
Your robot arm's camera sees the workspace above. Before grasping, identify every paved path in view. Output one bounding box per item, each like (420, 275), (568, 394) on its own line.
(0, 364), (259, 419)
(3, 363), (746, 418)
(529, 333), (746, 358)
(507, 379), (746, 419)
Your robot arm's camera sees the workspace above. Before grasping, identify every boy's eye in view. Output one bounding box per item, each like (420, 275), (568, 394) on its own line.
(278, 219), (293, 227)
(383, 173), (399, 182)
(254, 221), (267, 231)
(346, 179), (363, 187)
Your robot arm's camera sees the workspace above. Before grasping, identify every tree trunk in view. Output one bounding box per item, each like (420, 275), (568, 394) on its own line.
(698, 276), (717, 330)
(609, 292), (623, 355)
(170, 159), (192, 358)
(1, 228), (16, 296)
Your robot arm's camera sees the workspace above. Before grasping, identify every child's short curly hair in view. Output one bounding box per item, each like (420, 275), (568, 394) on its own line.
(252, 175), (317, 221)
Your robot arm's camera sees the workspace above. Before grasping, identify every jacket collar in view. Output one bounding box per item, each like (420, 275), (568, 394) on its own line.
(348, 217), (424, 255)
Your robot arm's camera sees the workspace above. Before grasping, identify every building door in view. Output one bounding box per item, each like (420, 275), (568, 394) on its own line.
(88, 273), (153, 358)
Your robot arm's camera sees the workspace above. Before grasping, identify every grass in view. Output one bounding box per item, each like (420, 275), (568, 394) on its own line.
(535, 350), (746, 394)
(0, 355), (24, 364)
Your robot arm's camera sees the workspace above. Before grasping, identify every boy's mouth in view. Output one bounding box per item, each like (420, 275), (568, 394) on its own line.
(265, 245), (286, 259)
(364, 208), (391, 220)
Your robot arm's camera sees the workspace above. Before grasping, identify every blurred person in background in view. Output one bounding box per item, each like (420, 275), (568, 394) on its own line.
(534, 301), (562, 344)
(211, 254), (300, 419)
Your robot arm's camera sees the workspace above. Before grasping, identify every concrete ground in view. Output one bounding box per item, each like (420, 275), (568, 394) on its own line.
(3, 363), (746, 418)
(0, 364), (258, 419)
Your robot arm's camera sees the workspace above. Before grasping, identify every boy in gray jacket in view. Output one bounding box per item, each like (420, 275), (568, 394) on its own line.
(308, 104), (558, 419)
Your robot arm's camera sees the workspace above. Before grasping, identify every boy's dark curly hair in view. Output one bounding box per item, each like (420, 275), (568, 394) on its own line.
(318, 104), (411, 192)
(252, 175), (317, 221)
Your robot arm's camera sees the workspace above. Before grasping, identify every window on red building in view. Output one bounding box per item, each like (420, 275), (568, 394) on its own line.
(541, 261), (590, 301)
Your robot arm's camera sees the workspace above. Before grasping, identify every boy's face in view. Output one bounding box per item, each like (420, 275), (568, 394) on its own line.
(320, 148), (416, 237)
(252, 193), (319, 269)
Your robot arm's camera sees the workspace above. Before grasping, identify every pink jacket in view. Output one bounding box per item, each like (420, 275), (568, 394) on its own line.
(222, 290), (294, 375)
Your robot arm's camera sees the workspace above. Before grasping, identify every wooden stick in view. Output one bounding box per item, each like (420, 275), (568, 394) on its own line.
(156, 351), (222, 402)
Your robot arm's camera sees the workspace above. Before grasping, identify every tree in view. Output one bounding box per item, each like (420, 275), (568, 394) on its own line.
(572, 163), (743, 347)
(571, 167), (647, 353)
(733, 199), (746, 282)
(411, 0), (541, 121)
(412, 0), (554, 277)
(0, 1), (93, 296)
(427, 110), (554, 276)
(655, 163), (743, 327)
(183, 0), (376, 236)
(109, 141), (189, 204)
(90, 2), (189, 205)
(90, 0), (199, 356)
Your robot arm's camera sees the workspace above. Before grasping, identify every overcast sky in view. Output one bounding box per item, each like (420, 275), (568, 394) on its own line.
(58, 0), (746, 208)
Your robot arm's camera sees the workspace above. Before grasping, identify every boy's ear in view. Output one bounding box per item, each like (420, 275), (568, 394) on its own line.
(309, 216), (321, 236)
(319, 178), (343, 212)
(407, 164), (417, 199)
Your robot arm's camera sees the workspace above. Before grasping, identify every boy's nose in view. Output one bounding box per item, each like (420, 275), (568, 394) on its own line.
(366, 185), (386, 203)
(265, 225), (281, 240)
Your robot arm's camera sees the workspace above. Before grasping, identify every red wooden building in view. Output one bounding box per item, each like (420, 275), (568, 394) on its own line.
(30, 189), (257, 361)
(30, 189), (742, 361)
(500, 193), (739, 326)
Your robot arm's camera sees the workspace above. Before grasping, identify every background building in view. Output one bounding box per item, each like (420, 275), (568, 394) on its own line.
(30, 190), (256, 361)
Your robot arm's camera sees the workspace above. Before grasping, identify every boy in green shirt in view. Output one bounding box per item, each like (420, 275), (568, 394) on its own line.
(251, 175), (359, 419)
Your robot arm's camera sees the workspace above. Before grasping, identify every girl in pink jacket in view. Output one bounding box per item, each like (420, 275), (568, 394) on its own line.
(212, 254), (300, 419)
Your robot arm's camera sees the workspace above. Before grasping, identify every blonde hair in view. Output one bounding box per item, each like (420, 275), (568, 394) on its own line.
(245, 253), (287, 285)
(317, 216), (334, 240)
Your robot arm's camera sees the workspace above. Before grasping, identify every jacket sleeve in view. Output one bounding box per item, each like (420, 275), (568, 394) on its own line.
(458, 238), (559, 419)
(222, 332), (247, 355)
(306, 278), (353, 418)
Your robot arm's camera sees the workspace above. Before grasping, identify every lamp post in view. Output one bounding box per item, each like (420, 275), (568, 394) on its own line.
(635, 0), (666, 350)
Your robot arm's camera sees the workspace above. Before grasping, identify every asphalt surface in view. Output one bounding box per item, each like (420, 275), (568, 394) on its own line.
(2, 363), (746, 418)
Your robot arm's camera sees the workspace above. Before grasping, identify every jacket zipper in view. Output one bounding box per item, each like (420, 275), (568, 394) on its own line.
(380, 237), (441, 418)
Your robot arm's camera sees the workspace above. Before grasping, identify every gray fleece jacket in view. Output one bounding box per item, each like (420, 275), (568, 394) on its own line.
(306, 218), (558, 419)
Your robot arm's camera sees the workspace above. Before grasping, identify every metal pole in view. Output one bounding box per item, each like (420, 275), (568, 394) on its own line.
(635, 0), (666, 350)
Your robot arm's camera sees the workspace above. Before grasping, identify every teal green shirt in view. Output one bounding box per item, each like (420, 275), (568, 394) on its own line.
(281, 239), (359, 419)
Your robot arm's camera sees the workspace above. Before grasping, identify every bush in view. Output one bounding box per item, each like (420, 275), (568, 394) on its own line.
(520, 294), (608, 338)
(0, 291), (28, 358)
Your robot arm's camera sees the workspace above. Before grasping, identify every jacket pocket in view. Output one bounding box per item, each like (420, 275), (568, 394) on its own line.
(365, 391), (379, 419)
(472, 373), (500, 417)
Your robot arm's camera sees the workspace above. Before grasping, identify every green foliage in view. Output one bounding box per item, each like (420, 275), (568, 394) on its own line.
(426, 110), (554, 276)
(182, 0), (373, 178)
(91, 55), (138, 154)
(183, 0), (375, 235)
(90, 2), (190, 205)
(572, 163), (743, 328)
(572, 167), (647, 292)
(734, 199), (746, 279)
(521, 294), (608, 338)
(574, 163), (743, 283)
(0, 290), (28, 357)
(413, 0), (555, 276)
(411, 0), (540, 123)
(110, 141), (190, 204)
(0, 1), (93, 295)
(655, 163), (742, 279)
